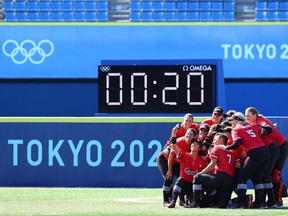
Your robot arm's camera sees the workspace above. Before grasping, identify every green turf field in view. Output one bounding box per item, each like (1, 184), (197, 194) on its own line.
(0, 188), (287, 216)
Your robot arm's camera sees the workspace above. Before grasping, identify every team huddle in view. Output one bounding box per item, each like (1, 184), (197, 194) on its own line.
(157, 107), (288, 209)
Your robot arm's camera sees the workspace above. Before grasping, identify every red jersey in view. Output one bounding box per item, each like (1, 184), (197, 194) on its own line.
(178, 151), (207, 182)
(163, 137), (191, 163)
(172, 123), (199, 138)
(231, 122), (266, 153)
(256, 116), (286, 146)
(227, 138), (246, 166)
(201, 119), (214, 127)
(209, 147), (240, 177)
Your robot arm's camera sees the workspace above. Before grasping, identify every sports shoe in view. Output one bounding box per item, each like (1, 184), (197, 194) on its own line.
(184, 201), (200, 208)
(245, 194), (253, 208)
(167, 201), (176, 208)
(163, 201), (169, 207)
(179, 200), (185, 206)
(252, 202), (264, 209)
(265, 201), (277, 208)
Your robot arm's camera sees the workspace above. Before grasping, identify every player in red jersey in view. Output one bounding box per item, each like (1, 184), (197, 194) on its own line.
(156, 126), (197, 206)
(201, 106), (224, 127)
(226, 112), (271, 208)
(190, 133), (241, 208)
(169, 113), (199, 139)
(166, 132), (207, 208)
(245, 107), (288, 207)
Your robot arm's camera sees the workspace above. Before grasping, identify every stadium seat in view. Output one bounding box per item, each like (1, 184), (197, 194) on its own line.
(16, 12), (27, 21)
(212, 2), (223, 11)
(74, 11), (86, 21)
(154, 2), (164, 11)
(188, 11), (199, 21)
(153, 11), (165, 21)
(15, 1), (26, 11)
(256, 11), (267, 21)
(267, 11), (278, 21)
(256, 1), (267, 11)
(212, 11), (223, 22)
(4, 11), (17, 21)
(130, 1), (141, 11)
(278, 11), (288, 21)
(279, 1), (288, 11)
(223, 1), (235, 11)
(39, 11), (50, 21)
(86, 11), (97, 21)
(62, 11), (74, 21)
(165, 1), (176, 11)
(200, 1), (211, 11)
(3, 1), (14, 11)
(177, 2), (188, 11)
(27, 12), (40, 22)
(165, 11), (176, 21)
(142, 2), (153, 11)
(98, 11), (108, 21)
(267, 1), (279, 11)
(98, 1), (108, 11)
(223, 11), (234, 21)
(74, 2), (85, 11)
(189, 2), (199, 11)
(50, 11), (62, 22)
(199, 11), (211, 22)
(51, 1), (62, 12)
(28, 2), (39, 12)
(86, 2), (97, 11)
(176, 11), (188, 21)
(62, 2), (73, 11)
(130, 11), (141, 22)
(39, 1), (50, 12)
(142, 11), (153, 22)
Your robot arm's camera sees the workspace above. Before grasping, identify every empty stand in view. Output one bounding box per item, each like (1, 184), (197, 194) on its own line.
(62, 11), (74, 21)
(165, 11), (176, 21)
(27, 11), (39, 21)
(86, 11), (98, 21)
(74, 11), (86, 21)
(212, 2), (223, 11)
(153, 11), (164, 21)
(177, 2), (188, 11)
(278, 11), (288, 21)
(188, 11), (199, 21)
(1, 0), (287, 22)
(165, 1), (176, 12)
(154, 2), (164, 11)
(212, 11), (223, 21)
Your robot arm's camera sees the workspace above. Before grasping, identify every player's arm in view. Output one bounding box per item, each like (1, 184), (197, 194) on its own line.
(226, 140), (241, 150)
(165, 151), (175, 180)
(194, 158), (217, 179)
(170, 125), (181, 155)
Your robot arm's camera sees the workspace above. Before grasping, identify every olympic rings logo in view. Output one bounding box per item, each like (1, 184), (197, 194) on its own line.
(100, 66), (110, 72)
(2, 39), (54, 64)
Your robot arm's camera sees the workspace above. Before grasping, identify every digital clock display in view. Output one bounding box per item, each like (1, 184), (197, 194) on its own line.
(98, 65), (216, 113)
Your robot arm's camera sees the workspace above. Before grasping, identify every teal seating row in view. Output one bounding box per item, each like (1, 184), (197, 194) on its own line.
(131, 1), (235, 12)
(4, 10), (108, 21)
(256, 10), (288, 21)
(3, 0), (108, 12)
(131, 11), (234, 22)
(256, 1), (288, 11)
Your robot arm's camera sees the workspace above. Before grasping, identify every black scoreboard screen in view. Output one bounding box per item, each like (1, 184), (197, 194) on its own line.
(98, 65), (216, 113)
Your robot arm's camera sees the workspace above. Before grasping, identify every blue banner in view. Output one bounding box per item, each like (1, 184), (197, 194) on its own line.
(1, 23), (288, 78)
(0, 121), (173, 187)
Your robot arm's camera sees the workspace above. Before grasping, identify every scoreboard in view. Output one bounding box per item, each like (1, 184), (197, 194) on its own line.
(98, 64), (217, 113)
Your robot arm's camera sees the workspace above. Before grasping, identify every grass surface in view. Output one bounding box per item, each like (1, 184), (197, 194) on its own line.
(0, 187), (287, 216)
